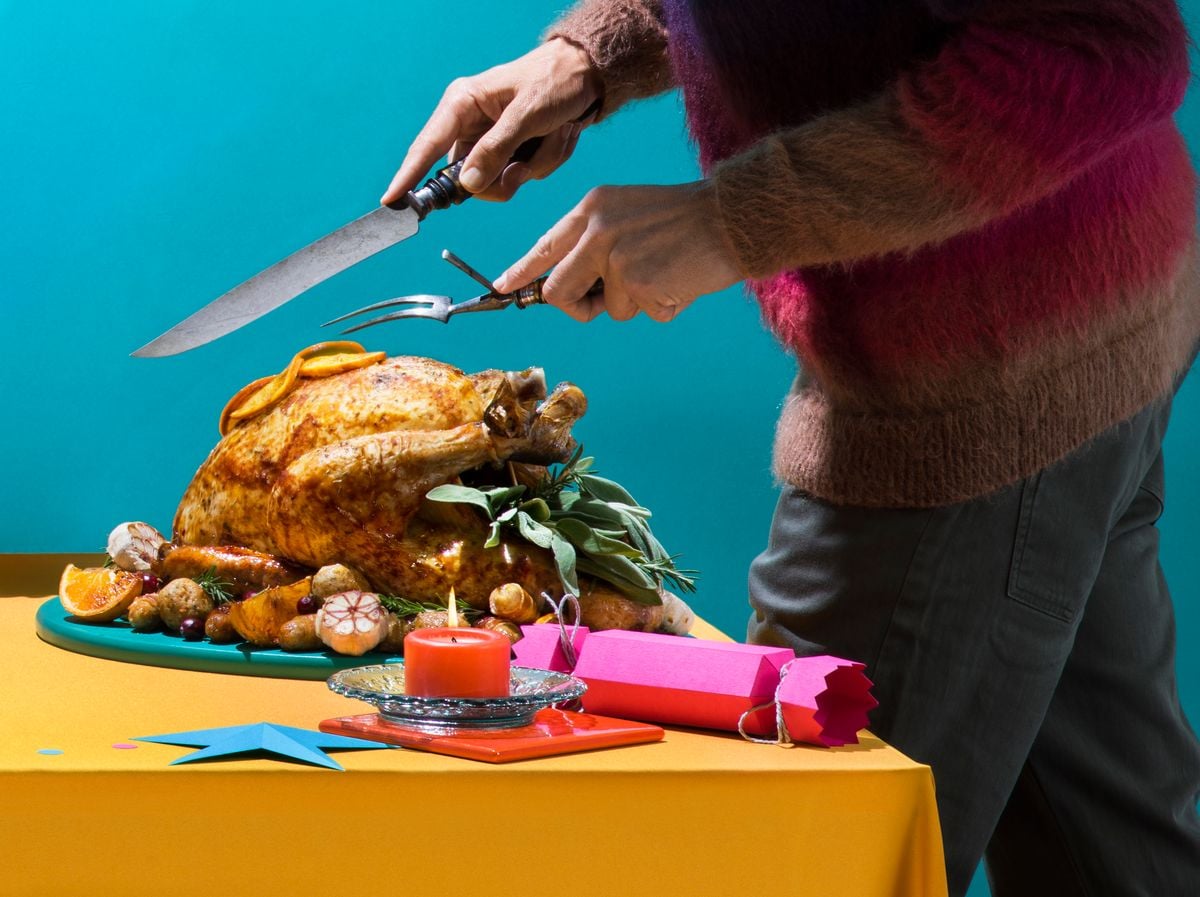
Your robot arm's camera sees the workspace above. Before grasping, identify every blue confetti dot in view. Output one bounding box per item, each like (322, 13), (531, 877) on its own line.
(37, 749), (64, 756)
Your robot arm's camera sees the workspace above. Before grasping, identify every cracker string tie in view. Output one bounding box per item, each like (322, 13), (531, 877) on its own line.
(542, 592), (582, 672)
(738, 662), (795, 748)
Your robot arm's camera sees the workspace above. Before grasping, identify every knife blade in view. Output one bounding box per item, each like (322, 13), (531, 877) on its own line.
(130, 162), (470, 358)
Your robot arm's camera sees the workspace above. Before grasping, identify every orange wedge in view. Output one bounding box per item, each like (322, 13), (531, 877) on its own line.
(296, 341), (369, 361)
(217, 342), (385, 436)
(223, 367), (299, 429)
(218, 374), (275, 436)
(59, 564), (143, 623)
(299, 349), (387, 378)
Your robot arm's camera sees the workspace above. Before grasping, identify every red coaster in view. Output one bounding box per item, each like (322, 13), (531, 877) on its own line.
(319, 708), (664, 763)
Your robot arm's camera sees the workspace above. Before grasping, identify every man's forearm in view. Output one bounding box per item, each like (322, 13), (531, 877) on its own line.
(545, 0), (675, 119)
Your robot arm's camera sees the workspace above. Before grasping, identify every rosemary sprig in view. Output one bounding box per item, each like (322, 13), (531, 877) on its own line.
(640, 556), (698, 594)
(196, 567), (235, 605)
(530, 444), (592, 501)
(377, 594), (479, 620)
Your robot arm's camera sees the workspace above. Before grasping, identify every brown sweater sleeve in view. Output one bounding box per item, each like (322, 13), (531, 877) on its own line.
(711, 93), (988, 278)
(711, 0), (1189, 278)
(544, 0), (675, 118)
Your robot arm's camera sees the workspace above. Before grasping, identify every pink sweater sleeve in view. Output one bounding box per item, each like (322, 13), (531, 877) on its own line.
(713, 0), (1191, 277)
(544, 0), (674, 118)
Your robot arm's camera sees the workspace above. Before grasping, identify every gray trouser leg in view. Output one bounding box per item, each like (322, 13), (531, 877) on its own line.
(746, 396), (1200, 897)
(984, 447), (1200, 896)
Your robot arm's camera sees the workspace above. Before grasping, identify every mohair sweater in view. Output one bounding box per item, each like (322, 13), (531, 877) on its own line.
(549, 0), (1200, 507)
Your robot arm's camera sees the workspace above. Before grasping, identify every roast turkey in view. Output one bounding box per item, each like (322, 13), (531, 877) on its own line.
(171, 354), (662, 629)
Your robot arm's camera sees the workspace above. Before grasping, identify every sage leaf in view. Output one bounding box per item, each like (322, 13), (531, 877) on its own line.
(548, 507), (614, 528)
(576, 552), (656, 589)
(425, 484), (495, 519)
(555, 502), (653, 555)
(569, 499), (630, 526)
(516, 511), (556, 550)
(591, 526), (630, 540)
(555, 517), (642, 558)
(519, 497), (552, 522)
(576, 557), (660, 605)
(550, 533), (579, 594)
(578, 474), (638, 506)
(609, 500), (652, 520)
(621, 519), (652, 557)
(484, 521), (502, 549)
(626, 515), (668, 561)
(483, 485), (527, 512)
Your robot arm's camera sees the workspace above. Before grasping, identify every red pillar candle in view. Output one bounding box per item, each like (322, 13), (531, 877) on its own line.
(403, 627), (512, 698)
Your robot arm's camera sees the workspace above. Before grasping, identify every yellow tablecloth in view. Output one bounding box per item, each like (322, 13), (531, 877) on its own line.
(0, 569), (947, 897)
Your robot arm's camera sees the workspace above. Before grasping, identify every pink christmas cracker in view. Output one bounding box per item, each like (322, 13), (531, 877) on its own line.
(573, 630), (795, 735)
(512, 623), (590, 673)
(775, 655), (877, 747)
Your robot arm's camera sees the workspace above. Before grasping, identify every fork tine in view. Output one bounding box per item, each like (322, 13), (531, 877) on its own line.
(338, 307), (451, 332)
(323, 295), (451, 327)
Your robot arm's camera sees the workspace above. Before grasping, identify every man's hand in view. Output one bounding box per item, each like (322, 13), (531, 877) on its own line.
(492, 182), (743, 322)
(381, 39), (602, 205)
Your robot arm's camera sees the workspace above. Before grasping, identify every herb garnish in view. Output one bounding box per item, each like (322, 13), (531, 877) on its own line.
(196, 567), (235, 605)
(425, 447), (697, 605)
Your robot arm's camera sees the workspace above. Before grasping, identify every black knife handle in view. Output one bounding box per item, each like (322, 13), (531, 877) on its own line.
(405, 160), (470, 219)
(512, 277), (604, 309)
(404, 98), (603, 220)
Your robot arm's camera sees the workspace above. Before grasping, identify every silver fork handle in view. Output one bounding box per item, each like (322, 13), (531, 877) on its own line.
(512, 277), (604, 308)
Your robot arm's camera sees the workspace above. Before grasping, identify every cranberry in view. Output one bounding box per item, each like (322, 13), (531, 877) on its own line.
(296, 595), (319, 615)
(239, 589), (257, 602)
(179, 617), (205, 641)
(140, 572), (159, 594)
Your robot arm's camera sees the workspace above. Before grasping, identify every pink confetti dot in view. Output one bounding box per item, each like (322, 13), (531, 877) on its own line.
(111, 743), (138, 750)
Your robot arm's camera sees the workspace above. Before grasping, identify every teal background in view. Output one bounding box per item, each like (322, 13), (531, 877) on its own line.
(1, 3), (1196, 891)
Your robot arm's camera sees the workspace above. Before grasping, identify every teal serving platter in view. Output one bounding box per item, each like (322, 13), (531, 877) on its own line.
(35, 596), (402, 680)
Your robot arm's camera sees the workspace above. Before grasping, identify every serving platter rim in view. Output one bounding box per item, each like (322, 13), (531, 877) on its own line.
(34, 595), (403, 680)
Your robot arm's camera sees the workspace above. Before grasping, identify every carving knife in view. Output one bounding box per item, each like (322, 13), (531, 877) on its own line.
(131, 162), (478, 357)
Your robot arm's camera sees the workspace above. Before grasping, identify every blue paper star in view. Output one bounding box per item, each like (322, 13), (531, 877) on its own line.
(132, 722), (389, 770)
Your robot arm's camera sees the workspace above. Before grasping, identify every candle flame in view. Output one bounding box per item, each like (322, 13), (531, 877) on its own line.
(447, 587), (459, 628)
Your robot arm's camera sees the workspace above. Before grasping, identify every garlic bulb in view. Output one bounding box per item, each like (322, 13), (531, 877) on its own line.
(106, 522), (167, 572)
(315, 591), (388, 656)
